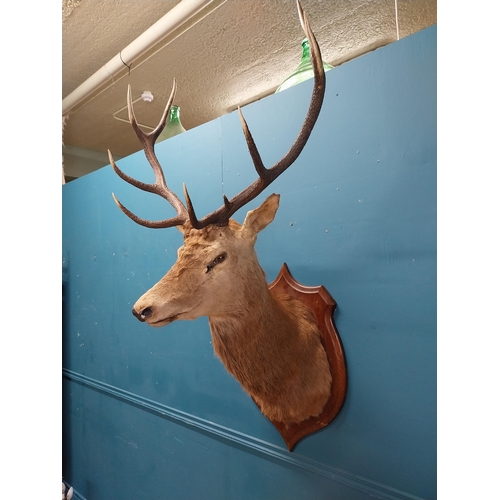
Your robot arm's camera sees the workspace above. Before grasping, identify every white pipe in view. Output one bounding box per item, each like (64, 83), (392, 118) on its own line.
(62, 0), (219, 115)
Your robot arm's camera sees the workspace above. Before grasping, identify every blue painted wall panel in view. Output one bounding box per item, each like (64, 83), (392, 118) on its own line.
(63, 25), (436, 499)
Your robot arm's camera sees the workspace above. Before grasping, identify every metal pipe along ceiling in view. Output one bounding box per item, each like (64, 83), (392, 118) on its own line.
(62, 0), (221, 116)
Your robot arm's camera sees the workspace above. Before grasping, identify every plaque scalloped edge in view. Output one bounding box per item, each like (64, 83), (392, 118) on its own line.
(263, 262), (348, 451)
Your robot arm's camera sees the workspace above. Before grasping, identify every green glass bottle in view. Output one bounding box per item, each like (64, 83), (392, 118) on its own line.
(157, 105), (186, 142)
(275, 38), (333, 93)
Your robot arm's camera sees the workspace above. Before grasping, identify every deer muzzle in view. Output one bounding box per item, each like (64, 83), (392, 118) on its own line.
(132, 306), (152, 322)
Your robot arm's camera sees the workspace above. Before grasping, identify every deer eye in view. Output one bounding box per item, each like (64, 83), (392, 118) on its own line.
(214, 253), (227, 264)
(206, 252), (227, 273)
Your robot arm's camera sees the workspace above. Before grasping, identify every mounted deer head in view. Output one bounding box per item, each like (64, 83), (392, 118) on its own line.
(109, 1), (340, 431)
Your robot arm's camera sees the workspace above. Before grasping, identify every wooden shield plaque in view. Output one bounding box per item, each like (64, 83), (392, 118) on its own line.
(264, 263), (348, 451)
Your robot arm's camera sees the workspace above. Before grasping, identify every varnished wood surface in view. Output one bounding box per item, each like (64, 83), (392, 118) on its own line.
(267, 263), (347, 451)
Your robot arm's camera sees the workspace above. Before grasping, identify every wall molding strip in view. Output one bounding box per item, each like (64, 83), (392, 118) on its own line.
(63, 369), (427, 500)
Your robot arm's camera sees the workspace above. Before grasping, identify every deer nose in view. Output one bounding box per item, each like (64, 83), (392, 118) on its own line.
(132, 306), (153, 322)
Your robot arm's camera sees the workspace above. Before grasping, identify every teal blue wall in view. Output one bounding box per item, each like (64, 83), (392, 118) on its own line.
(63, 25), (436, 500)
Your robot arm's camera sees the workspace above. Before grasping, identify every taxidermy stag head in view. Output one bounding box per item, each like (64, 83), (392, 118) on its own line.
(109, 1), (344, 437)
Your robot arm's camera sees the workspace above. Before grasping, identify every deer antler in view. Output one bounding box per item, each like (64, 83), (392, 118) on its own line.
(111, 0), (325, 230)
(185, 0), (325, 228)
(109, 80), (189, 229)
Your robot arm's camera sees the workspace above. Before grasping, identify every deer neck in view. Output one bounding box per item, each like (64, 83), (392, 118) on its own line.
(207, 263), (300, 381)
(208, 262), (285, 339)
(206, 260), (332, 425)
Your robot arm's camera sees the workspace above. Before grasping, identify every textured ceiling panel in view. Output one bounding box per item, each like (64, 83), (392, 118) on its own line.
(62, 0), (181, 96)
(62, 0), (82, 22)
(62, 0), (436, 176)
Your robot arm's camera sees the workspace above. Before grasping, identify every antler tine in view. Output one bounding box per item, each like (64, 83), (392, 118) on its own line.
(186, 0), (326, 228)
(183, 183), (201, 228)
(110, 80), (189, 229)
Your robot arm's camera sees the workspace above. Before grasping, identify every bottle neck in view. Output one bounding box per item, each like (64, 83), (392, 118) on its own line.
(157, 104), (186, 142)
(275, 38), (333, 94)
(300, 39), (310, 61)
(169, 105), (181, 126)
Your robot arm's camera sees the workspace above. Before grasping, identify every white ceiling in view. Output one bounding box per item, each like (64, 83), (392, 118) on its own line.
(62, 0), (436, 181)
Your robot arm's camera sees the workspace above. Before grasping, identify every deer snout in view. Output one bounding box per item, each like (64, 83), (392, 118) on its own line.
(132, 306), (153, 322)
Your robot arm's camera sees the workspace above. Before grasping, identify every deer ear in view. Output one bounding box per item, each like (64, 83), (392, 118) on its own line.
(241, 193), (280, 241)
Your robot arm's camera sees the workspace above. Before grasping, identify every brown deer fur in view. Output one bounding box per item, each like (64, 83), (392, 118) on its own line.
(133, 194), (332, 423)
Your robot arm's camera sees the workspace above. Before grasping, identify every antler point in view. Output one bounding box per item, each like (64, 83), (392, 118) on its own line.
(183, 183), (201, 228)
